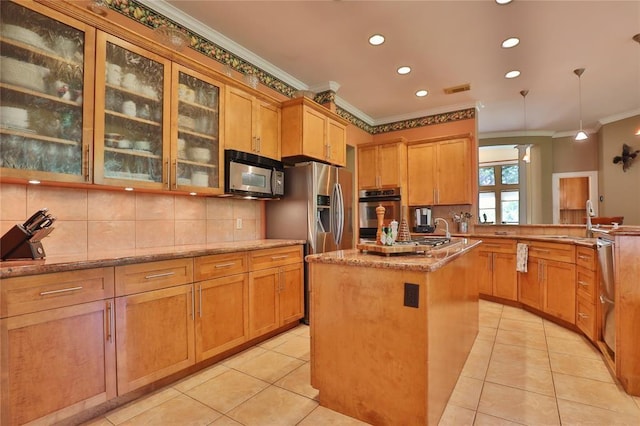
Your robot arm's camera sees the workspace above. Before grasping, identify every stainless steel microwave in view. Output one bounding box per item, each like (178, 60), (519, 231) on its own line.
(224, 150), (284, 198)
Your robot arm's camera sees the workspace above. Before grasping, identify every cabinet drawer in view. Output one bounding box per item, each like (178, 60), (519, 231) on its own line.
(576, 295), (597, 341)
(249, 246), (303, 271)
(115, 258), (193, 296)
(479, 238), (516, 254)
(194, 252), (248, 281)
(576, 246), (596, 271)
(1, 267), (114, 318)
(526, 241), (575, 263)
(576, 265), (597, 300)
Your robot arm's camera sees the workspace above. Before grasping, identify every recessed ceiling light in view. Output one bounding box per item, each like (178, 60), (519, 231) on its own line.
(505, 70), (521, 79)
(501, 37), (520, 48)
(368, 34), (385, 46)
(495, 0), (513, 4)
(397, 66), (411, 75)
(416, 90), (428, 97)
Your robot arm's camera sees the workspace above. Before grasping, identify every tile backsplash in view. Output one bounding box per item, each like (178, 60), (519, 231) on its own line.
(0, 184), (264, 257)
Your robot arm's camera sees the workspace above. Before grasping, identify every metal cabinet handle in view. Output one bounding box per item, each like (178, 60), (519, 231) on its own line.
(257, 136), (261, 153)
(190, 286), (195, 321)
(165, 159), (170, 189)
(271, 255), (288, 260)
(578, 254), (590, 260)
(144, 271), (175, 279)
(578, 312), (589, 319)
(199, 284), (203, 318)
(215, 262), (236, 268)
(84, 147), (90, 182)
(578, 280), (589, 287)
(106, 301), (113, 342)
(39, 286), (83, 296)
(174, 160), (179, 189)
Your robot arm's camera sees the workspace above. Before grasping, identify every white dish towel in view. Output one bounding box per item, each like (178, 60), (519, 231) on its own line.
(516, 243), (528, 273)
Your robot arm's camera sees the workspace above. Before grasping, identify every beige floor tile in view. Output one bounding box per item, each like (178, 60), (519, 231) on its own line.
(298, 406), (371, 425)
(232, 349), (305, 383)
(173, 364), (230, 393)
(549, 351), (614, 383)
(479, 310), (502, 329)
(557, 397), (640, 425)
(118, 394), (221, 426)
(105, 387), (181, 424)
(448, 376), (484, 410)
(210, 415), (243, 425)
(476, 326), (498, 342)
(470, 337), (495, 358)
(479, 299), (504, 313)
(221, 346), (268, 369)
(477, 382), (560, 425)
(495, 328), (548, 351)
(289, 324), (311, 337)
(546, 335), (602, 359)
(634, 395), (640, 410)
(501, 306), (543, 324)
(490, 342), (550, 371)
(271, 335), (311, 360)
(498, 317), (545, 333)
(274, 363), (319, 399)
(185, 369), (269, 413)
(81, 417), (114, 426)
(473, 412), (522, 425)
(226, 386), (318, 426)
(486, 357), (555, 396)
(438, 403), (476, 426)
(461, 349), (491, 380)
(553, 373), (640, 415)
(543, 319), (584, 341)
(259, 331), (295, 350)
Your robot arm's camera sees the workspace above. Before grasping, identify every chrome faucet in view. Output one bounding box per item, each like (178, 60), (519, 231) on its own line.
(433, 217), (450, 239)
(586, 199), (595, 237)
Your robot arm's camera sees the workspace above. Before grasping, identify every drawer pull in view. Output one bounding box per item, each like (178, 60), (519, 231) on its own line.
(578, 312), (589, 319)
(534, 249), (550, 253)
(271, 255), (289, 260)
(214, 262), (236, 268)
(578, 281), (589, 287)
(144, 272), (176, 280)
(578, 255), (590, 260)
(106, 301), (113, 342)
(39, 286), (83, 296)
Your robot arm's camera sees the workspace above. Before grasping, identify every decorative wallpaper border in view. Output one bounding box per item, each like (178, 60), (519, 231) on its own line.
(104, 0), (474, 135)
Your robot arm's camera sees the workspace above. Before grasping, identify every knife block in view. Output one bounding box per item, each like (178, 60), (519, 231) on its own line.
(0, 225), (46, 260)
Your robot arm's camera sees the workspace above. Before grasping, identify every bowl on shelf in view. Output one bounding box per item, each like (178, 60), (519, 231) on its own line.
(191, 171), (209, 187)
(134, 140), (152, 151)
(177, 177), (192, 186)
(178, 114), (196, 130)
(117, 139), (132, 149)
(0, 106), (29, 130)
(187, 147), (211, 163)
(1, 25), (49, 51)
(1, 56), (49, 92)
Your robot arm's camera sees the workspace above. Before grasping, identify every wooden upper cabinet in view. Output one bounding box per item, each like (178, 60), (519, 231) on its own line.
(357, 140), (407, 190)
(94, 31), (172, 189)
(0, 0), (96, 184)
(224, 86), (281, 160)
(170, 63), (225, 194)
(408, 137), (472, 206)
(560, 177), (589, 209)
(281, 97), (348, 166)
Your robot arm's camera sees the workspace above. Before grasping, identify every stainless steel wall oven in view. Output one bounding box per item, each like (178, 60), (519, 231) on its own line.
(358, 188), (401, 240)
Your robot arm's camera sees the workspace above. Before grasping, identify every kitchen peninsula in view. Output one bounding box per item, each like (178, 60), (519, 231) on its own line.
(306, 238), (480, 425)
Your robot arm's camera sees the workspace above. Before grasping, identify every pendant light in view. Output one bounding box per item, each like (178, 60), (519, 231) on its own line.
(573, 68), (588, 141)
(520, 90), (531, 163)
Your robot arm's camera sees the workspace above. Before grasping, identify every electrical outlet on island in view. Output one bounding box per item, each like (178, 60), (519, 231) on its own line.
(236, 218), (243, 229)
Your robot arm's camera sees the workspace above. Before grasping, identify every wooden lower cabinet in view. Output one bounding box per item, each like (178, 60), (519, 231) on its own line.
(248, 262), (304, 338)
(196, 274), (249, 361)
(518, 255), (576, 323)
(115, 284), (195, 395)
(1, 300), (116, 425)
(477, 239), (517, 301)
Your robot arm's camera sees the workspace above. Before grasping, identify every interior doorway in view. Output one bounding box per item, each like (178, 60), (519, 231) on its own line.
(552, 171), (598, 224)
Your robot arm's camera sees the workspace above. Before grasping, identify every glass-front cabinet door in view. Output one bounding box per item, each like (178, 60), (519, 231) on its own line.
(94, 32), (171, 189)
(171, 64), (223, 193)
(0, 1), (95, 183)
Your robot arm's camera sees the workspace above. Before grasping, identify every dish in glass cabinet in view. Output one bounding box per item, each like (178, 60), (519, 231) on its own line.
(1, 25), (54, 52)
(0, 56), (49, 92)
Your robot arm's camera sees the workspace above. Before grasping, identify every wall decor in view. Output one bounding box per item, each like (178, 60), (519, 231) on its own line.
(613, 143), (640, 172)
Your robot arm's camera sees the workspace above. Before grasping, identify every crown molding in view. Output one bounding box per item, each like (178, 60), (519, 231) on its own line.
(374, 101), (477, 127)
(479, 130), (556, 139)
(598, 108), (640, 125)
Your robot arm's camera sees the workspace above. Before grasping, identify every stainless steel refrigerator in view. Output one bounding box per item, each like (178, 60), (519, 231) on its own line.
(266, 161), (353, 322)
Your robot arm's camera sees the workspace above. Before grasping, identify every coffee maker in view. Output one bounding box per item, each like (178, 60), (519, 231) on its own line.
(414, 207), (435, 233)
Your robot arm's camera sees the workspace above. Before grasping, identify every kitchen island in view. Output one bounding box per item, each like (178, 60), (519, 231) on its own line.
(306, 238), (481, 425)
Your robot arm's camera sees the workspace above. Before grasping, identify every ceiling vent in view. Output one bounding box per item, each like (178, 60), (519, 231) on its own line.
(444, 84), (471, 94)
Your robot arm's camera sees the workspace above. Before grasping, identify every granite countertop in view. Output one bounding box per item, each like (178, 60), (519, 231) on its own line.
(305, 238), (481, 272)
(0, 239), (306, 278)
